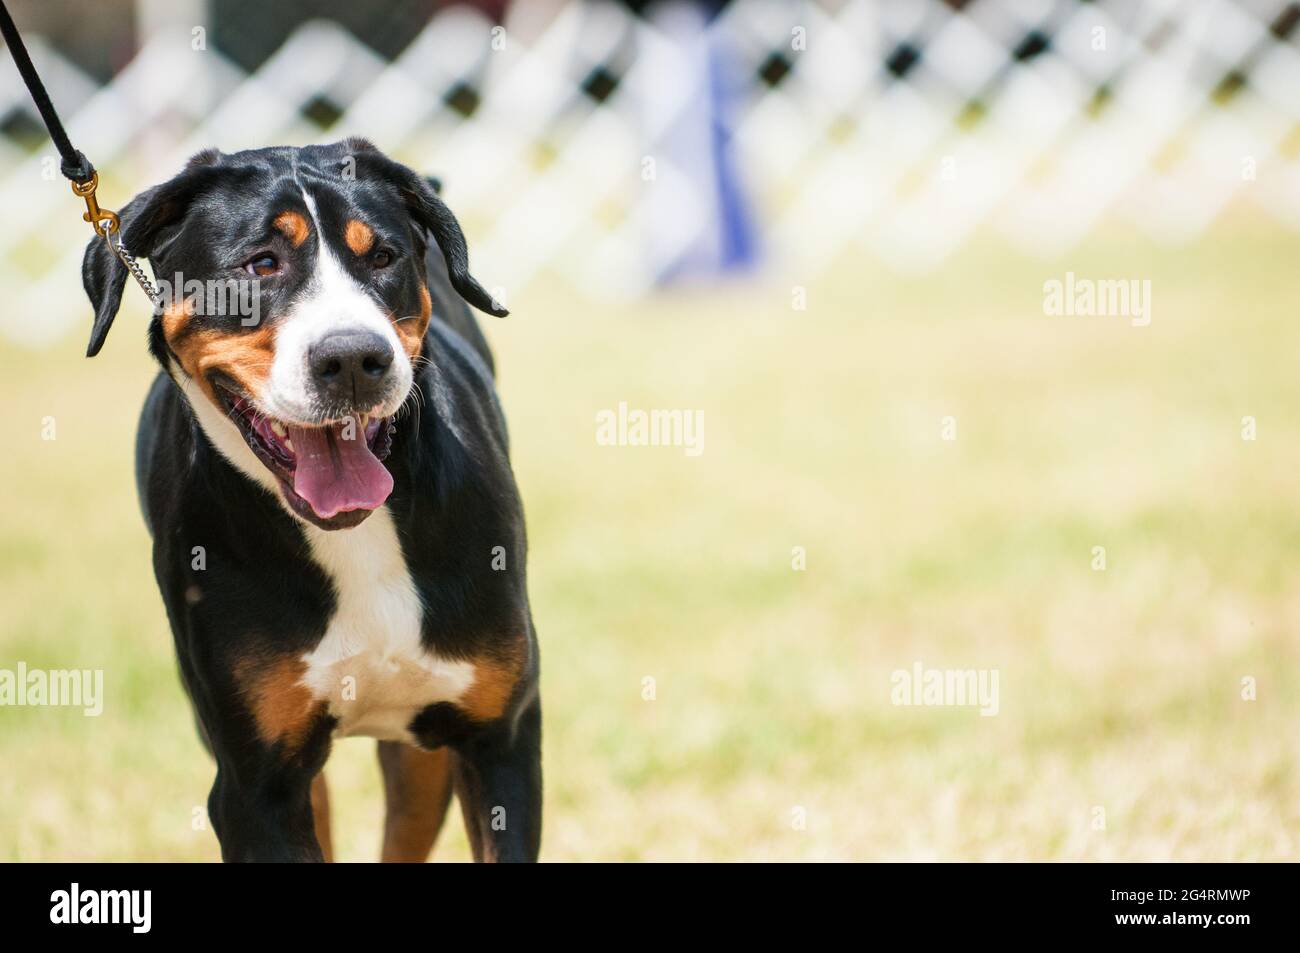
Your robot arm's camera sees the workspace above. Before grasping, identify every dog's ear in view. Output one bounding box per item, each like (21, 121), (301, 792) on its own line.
(82, 207), (134, 357)
(82, 155), (227, 357)
(356, 152), (508, 317)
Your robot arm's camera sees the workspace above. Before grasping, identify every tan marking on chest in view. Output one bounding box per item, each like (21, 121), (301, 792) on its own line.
(459, 640), (528, 722)
(234, 655), (326, 752)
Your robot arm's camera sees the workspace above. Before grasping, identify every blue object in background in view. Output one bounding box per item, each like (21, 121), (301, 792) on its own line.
(645, 1), (760, 287)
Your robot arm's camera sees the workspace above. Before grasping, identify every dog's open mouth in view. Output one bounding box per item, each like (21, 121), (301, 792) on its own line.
(215, 382), (396, 527)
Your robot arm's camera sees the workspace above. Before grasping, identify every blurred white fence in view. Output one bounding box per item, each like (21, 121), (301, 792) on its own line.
(1, 0), (1298, 346)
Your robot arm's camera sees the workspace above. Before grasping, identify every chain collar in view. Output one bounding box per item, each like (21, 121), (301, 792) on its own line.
(103, 230), (162, 308)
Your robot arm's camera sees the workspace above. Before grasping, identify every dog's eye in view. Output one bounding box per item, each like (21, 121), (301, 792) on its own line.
(371, 248), (394, 269)
(244, 254), (279, 277)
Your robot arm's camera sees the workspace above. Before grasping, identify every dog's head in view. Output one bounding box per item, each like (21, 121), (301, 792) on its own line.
(82, 138), (505, 530)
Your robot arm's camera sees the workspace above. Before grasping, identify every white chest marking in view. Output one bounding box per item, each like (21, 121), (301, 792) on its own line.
(300, 508), (475, 742)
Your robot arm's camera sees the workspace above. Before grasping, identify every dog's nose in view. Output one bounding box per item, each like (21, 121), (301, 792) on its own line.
(308, 330), (395, 408)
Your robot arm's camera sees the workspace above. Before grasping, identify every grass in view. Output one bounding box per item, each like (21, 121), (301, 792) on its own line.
(1, 217), (1298, 860)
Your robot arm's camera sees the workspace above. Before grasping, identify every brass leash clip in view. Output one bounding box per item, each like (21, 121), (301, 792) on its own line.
(69, 171), (159, 304)
(71, 171), (120, 236)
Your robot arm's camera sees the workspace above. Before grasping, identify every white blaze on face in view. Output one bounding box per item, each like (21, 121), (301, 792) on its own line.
(262, 189), (411, 425)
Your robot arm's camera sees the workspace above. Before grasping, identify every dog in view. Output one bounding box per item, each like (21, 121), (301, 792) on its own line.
(81, 138), (541, 862)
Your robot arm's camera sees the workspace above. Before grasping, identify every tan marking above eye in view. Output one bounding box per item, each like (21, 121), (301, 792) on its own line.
(273, 210), (310, 247)
(345, 219), (376, 256)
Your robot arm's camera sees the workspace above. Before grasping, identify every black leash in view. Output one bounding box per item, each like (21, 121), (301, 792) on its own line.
(0, 0), (159, 302)
(0, 0), (93, 183)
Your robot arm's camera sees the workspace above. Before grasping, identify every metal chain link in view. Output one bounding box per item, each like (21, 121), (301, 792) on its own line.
(104, 231), (161, 308)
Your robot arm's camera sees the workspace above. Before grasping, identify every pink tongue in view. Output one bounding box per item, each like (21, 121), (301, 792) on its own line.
(287, 419), (393, 519)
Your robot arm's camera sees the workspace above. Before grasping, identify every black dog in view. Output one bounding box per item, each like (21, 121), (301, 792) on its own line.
(82, 138), (541, 862)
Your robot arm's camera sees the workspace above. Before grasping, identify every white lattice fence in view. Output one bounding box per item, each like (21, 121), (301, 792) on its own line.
(1, 0), (1298, 346)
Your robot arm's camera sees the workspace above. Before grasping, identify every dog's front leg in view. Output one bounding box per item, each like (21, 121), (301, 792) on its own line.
(202, 704), (333, 863)
(207, 742), (330, 862)
(452, 693), (543, 863)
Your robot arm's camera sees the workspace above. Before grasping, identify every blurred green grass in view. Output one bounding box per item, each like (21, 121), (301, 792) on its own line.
(1, 219), (1298, 860)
